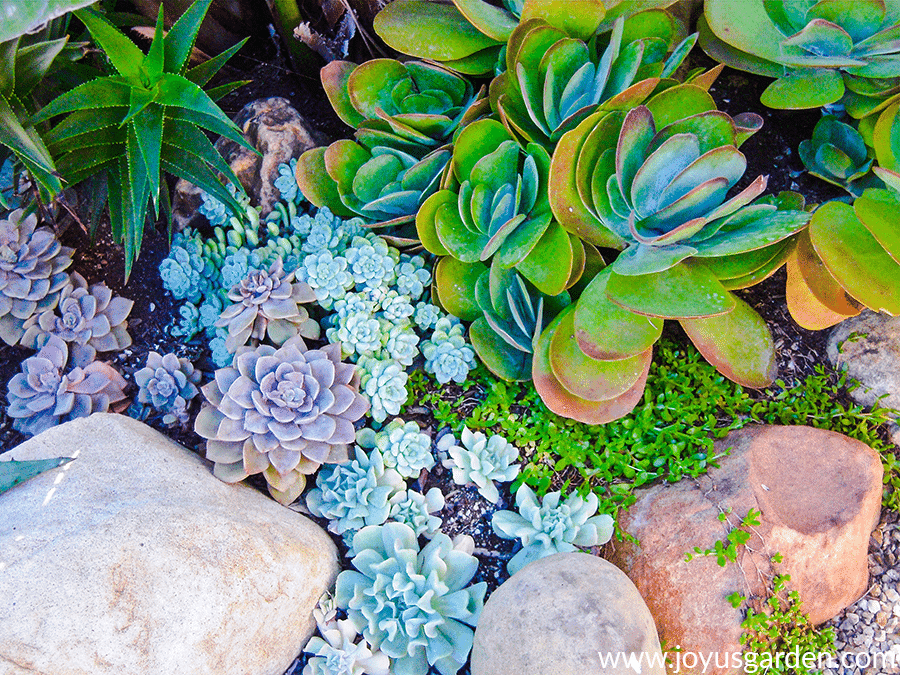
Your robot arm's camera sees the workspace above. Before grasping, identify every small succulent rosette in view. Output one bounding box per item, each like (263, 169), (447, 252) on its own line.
(134, 352), (201, 426)
(438, 427), (520, 504)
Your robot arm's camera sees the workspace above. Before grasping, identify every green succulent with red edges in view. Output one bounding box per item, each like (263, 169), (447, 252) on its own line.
(786, 166), (900, 330)
(534, 83), (811, 423)
(417, 118), (580, 300)
(700, 0), (900, 118)
(490, 9), (700, 151)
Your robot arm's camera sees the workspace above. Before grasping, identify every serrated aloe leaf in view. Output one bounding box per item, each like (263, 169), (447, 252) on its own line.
(786, 240), (860, 329)
(680, 295), (775, 388)
(760, 69), (845, 109)
(550, 306), (650, 401)
(164, 0), (212, 74)
(470, 317), (533, 381)
(321, 61), (365, 128)
(132, 103), (163, 207)
(606, 261), (735, 318)
(809, 200), (900, 314)
(532, 310), (650, 424)
(453, 0), (519, 42)
(434, 256), (487, 321)
(630, 133), (701, 216)
(44, 106), (126, 147)
(32, 77), (131, 124)
(0, 94), (60, 194)
(14, 37), (68, 96)
(186, 37), (247, 88)
(520, 0), (606, 40)
(612, 239), (698, 275)
(574, 267), (663, 360)
(164, 106), (254, 156)
(374, 0), (500, 61)
(514, 220), (572, 295)
(0, 456), (73, 494)
(74, 8), (143, 80)
(693, 209), (809, 257)
(855, 188), (900, 263)
(156, 74), (249, 147)
(164, 117), (240, 190)
(792, 227), (862, 315)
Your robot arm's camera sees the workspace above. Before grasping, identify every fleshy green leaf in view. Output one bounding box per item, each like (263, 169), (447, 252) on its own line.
(0, 456), (74, 494)
(164, 0), (213, 74)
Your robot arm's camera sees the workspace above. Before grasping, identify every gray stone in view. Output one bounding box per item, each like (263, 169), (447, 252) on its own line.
(173, 97), (326, 230)
(827, 311), (900, 445)
(470, 552), (664, 675)
(0, 413), (338, 675)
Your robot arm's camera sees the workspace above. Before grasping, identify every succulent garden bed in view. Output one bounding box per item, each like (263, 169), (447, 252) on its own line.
(2, 1), (900, 674)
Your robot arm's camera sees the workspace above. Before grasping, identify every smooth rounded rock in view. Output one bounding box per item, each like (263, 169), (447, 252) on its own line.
(0, 413), (339, 675)
(613, 425), (882, 675)
(471, 552), (665, 675)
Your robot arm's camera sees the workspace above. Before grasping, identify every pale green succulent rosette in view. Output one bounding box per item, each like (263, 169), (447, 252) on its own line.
(700, 0), (900, 118)
(489, 10), (698, 151)
(798, 115), (882, 195)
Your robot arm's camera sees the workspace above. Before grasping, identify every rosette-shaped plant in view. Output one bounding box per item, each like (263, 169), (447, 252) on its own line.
(490, 11), (698, 150)
(335, 522), (487, 675)
(491, 484), (614, 574)
(786, 168), (900, 329)
(388, 488), (445, 539)
(6, 336), (127, 437)
(195, 336), (369, 504)
(418, 118), (577, 298)
(357, 356), (408, 423)
(303, 604), (391, 675)
(799, 115), (880, 195)
(421, 317), (477, 384)
(468, 265), (571, 381)
(134, 352), (201, 426)
(305, 448), (405, 535)
(21, 272), (133, 367)
(0, 209), (73, 345)
(541, 84), (811, 422)
(438, 427), (520, 504)
(321, 59), (486, 155)
(359, 418), (435, 479)
(700, 0), (900, 117)
(215, 258), (319, 352)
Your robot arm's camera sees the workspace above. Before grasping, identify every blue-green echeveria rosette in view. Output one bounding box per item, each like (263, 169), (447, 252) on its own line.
(0, 209), (74, 346)
(195, 336), (369, 505)
(303, 598), (391, 675)
(305, 447), (405, 535)
(21, 272), (133, 368)
(491, 484), (614, 574)
(335, 522), (487, 675)
(6, 335), (128, 437)
(134, 351), (202, 426)
(357, 356), (408, 422)
(421, 317), (476, 384)
(388, 488), (444, 539)
(366, 418), (435, 479)
(438, 426), (520, 504)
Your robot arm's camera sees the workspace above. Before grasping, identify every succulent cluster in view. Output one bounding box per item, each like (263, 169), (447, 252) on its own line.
(303, 596), (390, 675)
(6, 336), (127, 437)
(492, 484), (614, 574)
(134, 352), (201, 426)
(438, 427), (520, 503)
(798, 115), (881, 196)
(0, 209), (74, 346)
(387, 487), (444, 540)
(21, 272), (133, 367)
(700, 0), (900, 118)
(195, 336), (369, 504)
(420, 316), (477, 385)
(357, 418), (435, 479)
(335, 523), (486, 675)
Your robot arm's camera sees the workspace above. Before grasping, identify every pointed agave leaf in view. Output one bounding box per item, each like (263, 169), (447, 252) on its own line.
(164, 0), (213, 74)
(44, 106), (126, 147)
(680, 295), (775, 388)
(32, 77), (132, 124)
(73, 8), (143, 79)
(606, 261), (735, 319)
(809, 200), (900, 314)
(574, 267), (663, 360)
(0, 456), (73, 494)
(186, 37), (248, 87)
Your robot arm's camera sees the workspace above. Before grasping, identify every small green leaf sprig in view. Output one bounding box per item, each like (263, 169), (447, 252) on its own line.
(684, 507), (762, 566)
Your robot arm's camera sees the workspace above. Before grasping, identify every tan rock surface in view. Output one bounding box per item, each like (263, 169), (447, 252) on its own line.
(470, 552), (665, 675)
(612, 425), (882, 675)
(0, 413), (338, 675)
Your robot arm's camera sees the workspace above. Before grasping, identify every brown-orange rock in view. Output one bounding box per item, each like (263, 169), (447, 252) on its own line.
(0, 414), (338, 675)
(611, 425), (882, 675)
(470, 552), (665, 675)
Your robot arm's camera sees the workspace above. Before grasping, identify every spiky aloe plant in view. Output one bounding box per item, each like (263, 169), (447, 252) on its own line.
(538, 83), (811, 423)
(700, 0), (900, 118)
(490, 10), (701, 150)
(32, 0), (254, 279)
(786, 167), (900, 329)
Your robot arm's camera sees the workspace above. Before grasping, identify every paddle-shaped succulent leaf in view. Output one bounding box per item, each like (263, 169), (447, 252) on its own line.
(490, 10), (697, 150)
(788, 183), (900, 327)
(195, 336), (369, 505)
(322, 59), (486, 155)
(297, 140), (450, 228)
(799, 115), (880, 195)
(33, 0), (253, 279)
(700, 0), (900, 118)
(418, 118), (576, 296)
(468, 265), (570, 381)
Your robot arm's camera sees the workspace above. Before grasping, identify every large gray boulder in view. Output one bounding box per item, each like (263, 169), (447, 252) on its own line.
(0, 413), (338, 675)
(470, 552), (665, 675)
